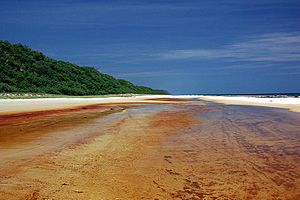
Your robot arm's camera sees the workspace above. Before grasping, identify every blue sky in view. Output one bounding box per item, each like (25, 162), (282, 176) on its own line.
(1, 0), (300, 94)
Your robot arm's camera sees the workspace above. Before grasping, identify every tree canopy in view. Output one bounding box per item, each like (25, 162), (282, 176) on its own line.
(0, 41), (168, 95)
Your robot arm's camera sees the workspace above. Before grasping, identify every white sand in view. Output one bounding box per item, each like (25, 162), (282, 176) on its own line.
(0, 96), (147, 114)
(0, 95), (198, 114)
(1, 94), (299, 114)
(198, 95), (300, 113)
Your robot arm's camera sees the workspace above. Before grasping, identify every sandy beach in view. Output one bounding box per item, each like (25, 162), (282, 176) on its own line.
(198, 95), (300, 113)
(0, 96), (299, 199)
(2, 94), (299, 114)
(2, 0), (299, 199)
(0, 95), (202, 114)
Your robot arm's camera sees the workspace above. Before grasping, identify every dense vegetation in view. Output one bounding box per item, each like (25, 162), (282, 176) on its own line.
(0, 41), (168, 95)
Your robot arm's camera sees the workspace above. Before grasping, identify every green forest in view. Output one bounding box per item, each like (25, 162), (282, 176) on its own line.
(0, 41), (168, 95)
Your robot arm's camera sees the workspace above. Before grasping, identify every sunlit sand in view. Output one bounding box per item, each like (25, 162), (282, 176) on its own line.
(198, 95), (300, 113)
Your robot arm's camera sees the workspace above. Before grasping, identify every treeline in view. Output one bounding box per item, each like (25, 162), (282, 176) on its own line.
(0, 41), (168, 95)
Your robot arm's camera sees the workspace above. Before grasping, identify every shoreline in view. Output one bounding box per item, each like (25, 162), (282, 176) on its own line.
(0, 95), (200, 115)
(198, 95), (300, 113)
(1, 94), (300, 114)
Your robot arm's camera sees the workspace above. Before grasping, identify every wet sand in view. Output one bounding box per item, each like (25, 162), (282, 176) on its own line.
(0, 100), (299, 199)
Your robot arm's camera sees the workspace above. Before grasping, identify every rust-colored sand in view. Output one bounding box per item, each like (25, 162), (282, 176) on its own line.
(0, 102), (299, 200)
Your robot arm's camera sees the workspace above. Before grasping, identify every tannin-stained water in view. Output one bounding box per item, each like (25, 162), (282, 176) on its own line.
(0, 102), (299, 199)
(148, 103), (300, 199)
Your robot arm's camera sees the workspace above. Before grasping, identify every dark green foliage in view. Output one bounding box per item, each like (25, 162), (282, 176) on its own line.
(0, 41), (168, 95)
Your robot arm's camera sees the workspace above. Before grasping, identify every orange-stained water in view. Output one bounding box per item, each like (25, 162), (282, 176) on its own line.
(0, 102), (299, 199)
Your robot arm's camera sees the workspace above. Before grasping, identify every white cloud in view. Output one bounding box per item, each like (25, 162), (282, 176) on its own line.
(159, 32), (300, 62)
(114, 71), (190, 78)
